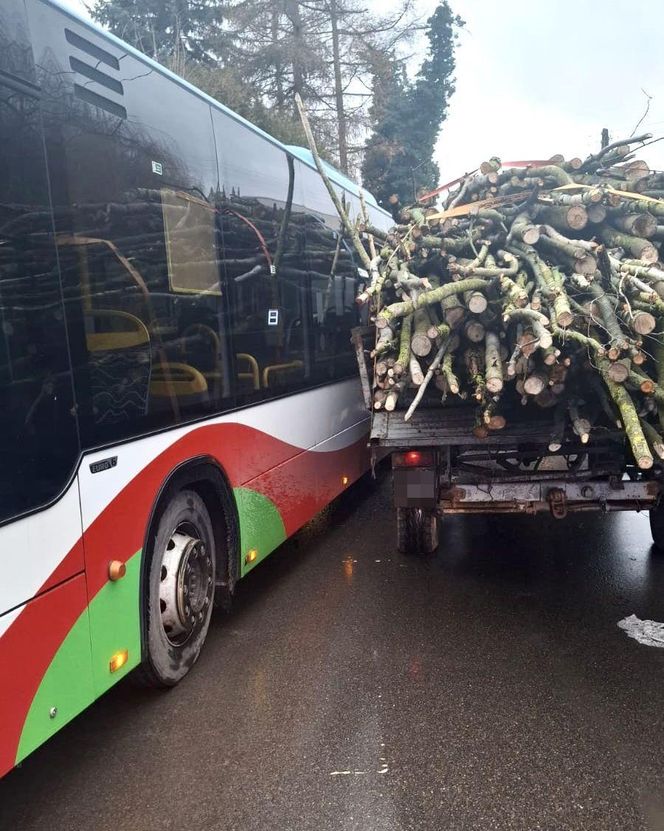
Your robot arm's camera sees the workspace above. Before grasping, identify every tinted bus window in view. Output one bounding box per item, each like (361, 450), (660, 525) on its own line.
(0, 0), (38, 83)
(211, 110), (308, 400)
(0, 83), (79, 522)
(297, 163), (361, 381)
(28, 10), (232, 444)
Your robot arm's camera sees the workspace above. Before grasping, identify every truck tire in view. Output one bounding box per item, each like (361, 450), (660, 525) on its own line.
(136, 489), (217, 687)
(396, 507), (439, 554)
(650, 500), (664, 551)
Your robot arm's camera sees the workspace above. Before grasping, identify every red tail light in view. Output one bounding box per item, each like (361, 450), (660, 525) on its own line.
(393, 450), (434, 467)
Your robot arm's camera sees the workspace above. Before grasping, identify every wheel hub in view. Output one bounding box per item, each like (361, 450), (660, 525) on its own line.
(159, 525), (214, 645)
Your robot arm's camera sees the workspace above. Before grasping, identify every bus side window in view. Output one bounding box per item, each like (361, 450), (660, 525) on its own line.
(0, 83), (80, 523)
(211, 109), (308, 401)
(40, 60), (233, 443)
(298, 165), (361, 381)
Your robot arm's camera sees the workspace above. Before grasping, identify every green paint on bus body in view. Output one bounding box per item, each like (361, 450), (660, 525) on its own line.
(233, 487), (286, 577)
(16, 551), (142, 764)
(16, 487), (286, 763)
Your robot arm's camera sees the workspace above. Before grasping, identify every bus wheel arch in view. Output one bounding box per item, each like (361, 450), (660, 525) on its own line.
(136, 457), (239, 687)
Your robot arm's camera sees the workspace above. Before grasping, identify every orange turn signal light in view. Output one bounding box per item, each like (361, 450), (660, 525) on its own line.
(342, 475), (349, 486)
(108, 560), (126, 581)
(109, 649), (129, 673)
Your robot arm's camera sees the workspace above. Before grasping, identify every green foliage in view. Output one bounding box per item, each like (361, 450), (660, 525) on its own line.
(362, 2), (463, 207)
(186, 65), (312, 148)
(90, 0), (227, 65)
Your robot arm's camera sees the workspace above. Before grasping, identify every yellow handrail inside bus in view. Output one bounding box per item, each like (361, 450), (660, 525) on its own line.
(236, 353), (260, 390)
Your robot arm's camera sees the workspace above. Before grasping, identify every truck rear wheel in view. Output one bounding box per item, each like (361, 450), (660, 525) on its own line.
(650, 499), (664, 550)
(396, 507), (439, 554)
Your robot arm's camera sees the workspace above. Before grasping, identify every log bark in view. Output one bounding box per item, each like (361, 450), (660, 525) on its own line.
(536, 205), (588, 232)
(600, 228), (658, 262)
(393, 314), (413, 377)
(612, 212), (658, 238)
(484, 331), (503, 394)
(601, 366), (653, 468)
(376, 278), (490, 328)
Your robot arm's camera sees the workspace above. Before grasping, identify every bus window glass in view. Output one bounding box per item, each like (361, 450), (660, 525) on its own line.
(31, 33), (233, 443)
(297, 163), (361, 381)
(0, 84), (79, 523)
(211, 111), (308, 399)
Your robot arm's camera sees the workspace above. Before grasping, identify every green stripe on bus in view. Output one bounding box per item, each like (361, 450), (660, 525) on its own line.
(16, 487), (282, 762)
(233, 487), (286, 576)
(16, 551), (142, 764)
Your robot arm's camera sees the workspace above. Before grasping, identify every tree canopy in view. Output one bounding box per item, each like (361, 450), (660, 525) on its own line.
(90, 0), (462, 194)
(362, 2), (463, 206)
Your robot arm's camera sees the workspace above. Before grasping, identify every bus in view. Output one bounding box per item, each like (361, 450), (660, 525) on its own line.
(0, 0), (391, 777)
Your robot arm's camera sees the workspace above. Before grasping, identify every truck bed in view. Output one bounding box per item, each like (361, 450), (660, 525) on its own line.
(371, 406), (555, 449)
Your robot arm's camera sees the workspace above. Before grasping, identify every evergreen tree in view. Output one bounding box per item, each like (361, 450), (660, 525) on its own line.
(90, 0), (227, 68)
(361, 2), (462, 206)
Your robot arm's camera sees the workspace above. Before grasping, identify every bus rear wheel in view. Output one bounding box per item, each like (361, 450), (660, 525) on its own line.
(137, 489), (216, 687)
(396, 507), (439, 555)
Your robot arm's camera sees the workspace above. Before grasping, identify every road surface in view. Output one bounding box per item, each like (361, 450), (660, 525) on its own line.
(2, 472), (664, 830)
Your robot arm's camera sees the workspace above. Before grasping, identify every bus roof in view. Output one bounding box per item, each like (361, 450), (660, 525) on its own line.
(39, 0), (386, 216)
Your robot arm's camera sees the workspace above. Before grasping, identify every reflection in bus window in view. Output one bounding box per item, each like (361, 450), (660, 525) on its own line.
(212, 109), (307, 399)
(58, 190), (231, 444)
(0, 83), (79, 522)
(162, 190), (221, 296)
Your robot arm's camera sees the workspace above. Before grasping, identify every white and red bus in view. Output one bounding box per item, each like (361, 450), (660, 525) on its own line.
(0, 0), (391, 777)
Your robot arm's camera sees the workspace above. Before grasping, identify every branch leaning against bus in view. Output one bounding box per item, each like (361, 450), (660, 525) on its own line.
(296, 112), (664, 470)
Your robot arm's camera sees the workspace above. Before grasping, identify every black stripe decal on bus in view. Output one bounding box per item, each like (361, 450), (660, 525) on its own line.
(69, 56), (124, 95)
(65, 28), (121, 70)
(74, 84), (127, 118)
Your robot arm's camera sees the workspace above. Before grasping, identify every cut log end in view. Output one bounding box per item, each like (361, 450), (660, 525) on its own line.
(487, 414), (506, 430)
(521, 226), (540, 245)
(607, 361), (630, 383)
(411, 333), (433, 358)
(556, 310), (575, 328)
(632, 311), (657, 336)
(486, 378), (504, 394)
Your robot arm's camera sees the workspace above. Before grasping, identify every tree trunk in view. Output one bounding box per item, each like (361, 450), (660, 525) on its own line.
(329, 0), (348, 174)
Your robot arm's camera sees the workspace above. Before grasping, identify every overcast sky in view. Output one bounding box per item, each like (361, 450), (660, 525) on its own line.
(437, 0), (664, 182)
(59, 0), (664, 182)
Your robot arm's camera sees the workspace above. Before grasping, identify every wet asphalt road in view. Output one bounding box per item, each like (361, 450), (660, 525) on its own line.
(3, 473), (664, 831)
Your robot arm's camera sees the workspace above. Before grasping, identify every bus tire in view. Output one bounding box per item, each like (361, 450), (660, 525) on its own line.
(136, 489), (216, 688)
(396, 507), (439, 554)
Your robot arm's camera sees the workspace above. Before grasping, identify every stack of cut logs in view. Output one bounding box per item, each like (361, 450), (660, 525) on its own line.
(356, 133), (664, 470)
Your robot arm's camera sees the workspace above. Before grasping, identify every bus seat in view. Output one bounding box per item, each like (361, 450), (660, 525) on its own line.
(150, 362), (208, 403)
(85, 310), (152, 425)
(262, 360), (304, 389)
